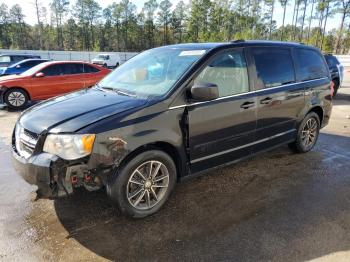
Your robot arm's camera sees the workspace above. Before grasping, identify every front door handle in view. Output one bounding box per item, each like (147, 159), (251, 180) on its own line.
(260, 97), (273, 104)
(240, 101), (255, 109)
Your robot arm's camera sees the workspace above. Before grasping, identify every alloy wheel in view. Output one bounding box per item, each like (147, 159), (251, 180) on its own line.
(301, 118), (318, 149)
(7, 91), (26, 107)
(126, 160), (169, 210)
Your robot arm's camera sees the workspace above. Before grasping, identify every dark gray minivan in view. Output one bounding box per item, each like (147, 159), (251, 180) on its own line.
(12, 41), (332, 218)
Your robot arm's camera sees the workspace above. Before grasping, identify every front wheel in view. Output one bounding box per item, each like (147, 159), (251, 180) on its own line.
(107, 150), (177, 218)
(4, 88), (29, 110)
(289, 112), (320, 153)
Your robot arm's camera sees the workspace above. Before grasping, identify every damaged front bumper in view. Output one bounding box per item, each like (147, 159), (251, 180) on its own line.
(12, 149), (104, 198)
(12, 150), (58, 198)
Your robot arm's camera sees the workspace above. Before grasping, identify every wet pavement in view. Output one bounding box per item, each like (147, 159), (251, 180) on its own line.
(1, 79), (350, 261)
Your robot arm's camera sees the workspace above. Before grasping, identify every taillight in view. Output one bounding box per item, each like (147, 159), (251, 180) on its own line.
(330, 80), (334, 97)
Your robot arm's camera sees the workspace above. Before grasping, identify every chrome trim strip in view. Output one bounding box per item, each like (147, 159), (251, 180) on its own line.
(168, 77), (328, 110)
(190, 129), (295, 164)
(168, 104), (187, 110)
(20, 139), (36, 149)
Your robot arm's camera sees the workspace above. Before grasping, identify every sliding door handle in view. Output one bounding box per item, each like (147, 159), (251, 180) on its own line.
(260, 97), (273, 104)
(240, 101), (255, 109)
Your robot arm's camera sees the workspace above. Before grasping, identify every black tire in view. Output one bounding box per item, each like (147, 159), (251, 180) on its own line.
(103, 63), (108, 68)
(333, 78), (340, 97)
(107, 150), (177, 218)
(288, 112), (320, 153)
(115, 62), (120, 68)
(4, 88), (29, 110)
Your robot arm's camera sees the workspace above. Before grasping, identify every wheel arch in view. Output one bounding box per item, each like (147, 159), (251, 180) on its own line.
(332, 76), (340, 82)
(116, 141), (186, 181)
(4, 86), (31, 100)
(307, 106), (324, 126)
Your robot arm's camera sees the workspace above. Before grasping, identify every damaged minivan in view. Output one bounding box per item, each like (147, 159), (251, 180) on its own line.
(12, 41), (332, 218)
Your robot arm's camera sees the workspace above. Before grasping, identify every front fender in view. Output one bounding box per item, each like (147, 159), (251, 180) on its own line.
(85, 106), (187, 178)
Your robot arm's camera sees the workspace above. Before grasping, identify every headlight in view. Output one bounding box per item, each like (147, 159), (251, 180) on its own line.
(43, 134), (96, 160)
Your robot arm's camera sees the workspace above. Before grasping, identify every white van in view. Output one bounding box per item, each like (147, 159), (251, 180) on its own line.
(92, 53), (121, 68)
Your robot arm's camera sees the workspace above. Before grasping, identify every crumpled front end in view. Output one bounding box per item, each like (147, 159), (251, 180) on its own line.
(11, 124), (105, 198)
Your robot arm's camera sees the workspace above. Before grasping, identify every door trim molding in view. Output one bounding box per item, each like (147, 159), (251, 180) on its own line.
(190, 129), (295, 164)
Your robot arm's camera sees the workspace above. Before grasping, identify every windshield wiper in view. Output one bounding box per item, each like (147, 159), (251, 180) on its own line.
(94, 83), (104, 91)
(98, 85), (136, 97)
(114, 89), (137, 97)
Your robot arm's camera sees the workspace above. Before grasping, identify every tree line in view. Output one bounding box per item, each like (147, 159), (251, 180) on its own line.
(0, 0), (350, 54)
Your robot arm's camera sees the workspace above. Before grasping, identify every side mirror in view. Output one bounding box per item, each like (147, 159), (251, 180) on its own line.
(190, 82), (219, 101)
(35, 72), (45, 78)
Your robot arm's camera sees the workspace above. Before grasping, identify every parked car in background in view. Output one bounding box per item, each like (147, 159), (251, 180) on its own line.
(11, 41), (332, 218)
(0, 54), (41, 67)
(0, 59), (49, 76)
(0, 61), (110, 109)
(92, 53), (121, 68)
(324, 54), (343, 96)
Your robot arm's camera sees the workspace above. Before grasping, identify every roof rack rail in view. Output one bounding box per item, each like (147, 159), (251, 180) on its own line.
(230, 39), (245, 43)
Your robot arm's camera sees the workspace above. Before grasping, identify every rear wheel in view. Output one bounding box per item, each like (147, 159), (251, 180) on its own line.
(103, 63), (108, 68)
(288, 112), (320, 153)
(4, 88), (29, 110)
(115, 62), (120, 68)
(107, 150), (177, 218)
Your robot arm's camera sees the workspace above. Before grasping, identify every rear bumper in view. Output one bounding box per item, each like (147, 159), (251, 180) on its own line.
(12, 150), (58, 198)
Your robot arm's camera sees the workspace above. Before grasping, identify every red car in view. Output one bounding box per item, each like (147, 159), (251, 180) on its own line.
(0, 61), (110, 109)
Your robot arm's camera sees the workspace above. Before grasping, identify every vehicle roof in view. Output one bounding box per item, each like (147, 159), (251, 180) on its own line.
(16, 58), (49, 63)
(8, 58), (49, 67)
(39, 60), (93, 66)
(159, 40), (318, 51)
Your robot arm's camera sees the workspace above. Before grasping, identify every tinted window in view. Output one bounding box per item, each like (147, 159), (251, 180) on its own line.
(325, 55), (339, 67)
(42, 64), (64, 76)
(63, 63), (84, 75)
(295, 49), (328, 81)
(84, 64), (100, 73)
(21, 60), (43, 67)
(97, 55), (109, 60)
(253, 48), (295, 88)
(194, 50), (249, 97)
(13, 56), (25, 62)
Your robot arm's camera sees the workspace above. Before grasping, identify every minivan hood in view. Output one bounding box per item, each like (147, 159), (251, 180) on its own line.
(19, 88), (148, 134)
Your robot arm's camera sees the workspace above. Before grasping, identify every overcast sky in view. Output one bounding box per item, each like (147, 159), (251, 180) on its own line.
(1, 0), (341, 32)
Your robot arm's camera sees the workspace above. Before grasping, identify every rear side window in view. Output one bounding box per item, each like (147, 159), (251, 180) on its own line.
(13, 56), (24, 62)
(84, 64), (100, 73)
(21, 60), (42, 67)
(325, 55), (339, 67)
(295, 49), (328, 81)
(42, 64), (63, 76)
(194, 49), (249, 97)
(252, 48), (295, 89)
(63, 63), (84, 75)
